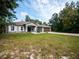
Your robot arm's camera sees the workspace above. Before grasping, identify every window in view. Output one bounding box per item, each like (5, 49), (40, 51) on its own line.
(21, 26), (23, 31)
(11, 25), (14, 31)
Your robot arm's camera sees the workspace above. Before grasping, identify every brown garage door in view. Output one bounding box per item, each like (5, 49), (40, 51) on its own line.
(44, 27), (50, 32)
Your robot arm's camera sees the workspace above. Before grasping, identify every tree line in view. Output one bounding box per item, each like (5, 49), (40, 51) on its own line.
(25, 15), (47, 25)
(49, 1), (79, 33)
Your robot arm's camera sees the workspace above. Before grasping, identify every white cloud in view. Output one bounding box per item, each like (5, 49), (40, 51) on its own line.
(23, 0), (78, 22)
(20, 12), (28, 17)
(32, 0), (64, 22)
(41, 0), (49, 4)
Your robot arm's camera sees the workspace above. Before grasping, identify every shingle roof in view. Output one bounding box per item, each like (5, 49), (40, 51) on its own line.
(14, 21), (50, 28)
(15, 21), (29, 25)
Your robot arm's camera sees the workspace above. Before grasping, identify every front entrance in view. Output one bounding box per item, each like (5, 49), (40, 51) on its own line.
(27, 26), (35, 32)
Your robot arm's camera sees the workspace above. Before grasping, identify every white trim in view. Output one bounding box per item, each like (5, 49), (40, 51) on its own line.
(42, 27), (44, 32)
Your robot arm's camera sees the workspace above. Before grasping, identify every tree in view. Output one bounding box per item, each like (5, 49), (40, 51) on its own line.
(34, 19), (42, 25)
(25, 15), (31, 22)
(0, 0), (21, 33)
(43, 22), (47, 25)
(25, 15), (42, 25)
(49, 1), (79, 33)
(70, 1), (75, 8)
(65, 2), (69, 7)
(59, 6), (75, 32)
(59, 1), (79, 32)
(76, 1), (79, 8)
(49, 13), (61, 31)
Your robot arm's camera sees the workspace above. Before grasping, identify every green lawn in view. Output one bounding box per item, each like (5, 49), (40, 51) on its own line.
(0, 33), (79, 59)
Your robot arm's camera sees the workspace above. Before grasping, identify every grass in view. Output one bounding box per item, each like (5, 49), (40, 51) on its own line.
(0, 33), (79, 59)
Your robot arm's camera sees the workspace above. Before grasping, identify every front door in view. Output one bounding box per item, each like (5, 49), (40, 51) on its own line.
(28, 26), (31, 32)
(27, 26), (35, 32)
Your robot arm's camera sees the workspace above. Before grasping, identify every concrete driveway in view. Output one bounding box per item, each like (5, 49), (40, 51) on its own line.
(48, 32), (79, 36)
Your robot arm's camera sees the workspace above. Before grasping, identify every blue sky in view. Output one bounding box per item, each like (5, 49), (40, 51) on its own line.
(15, 0), (78, 22)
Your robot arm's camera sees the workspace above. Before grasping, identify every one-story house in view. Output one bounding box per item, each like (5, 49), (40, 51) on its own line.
(8, 21), (51, 32)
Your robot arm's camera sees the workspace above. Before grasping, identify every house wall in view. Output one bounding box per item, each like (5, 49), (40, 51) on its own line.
(8, 25), (51, 33)
(16, 26), (22, 32)
(8, 25), (17, 32)
(8, 25), (25, 32)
